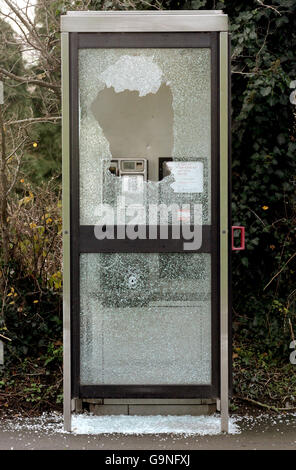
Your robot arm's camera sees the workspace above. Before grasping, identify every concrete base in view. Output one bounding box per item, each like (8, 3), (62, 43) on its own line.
(75, 398), (217, 416)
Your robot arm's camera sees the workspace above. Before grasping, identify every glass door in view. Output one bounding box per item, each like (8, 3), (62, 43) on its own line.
(70, 32), (219, 398)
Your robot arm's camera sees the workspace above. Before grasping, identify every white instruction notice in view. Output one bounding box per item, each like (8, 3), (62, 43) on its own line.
(122, 174), (144, 193)
(166, 161), (204, 193)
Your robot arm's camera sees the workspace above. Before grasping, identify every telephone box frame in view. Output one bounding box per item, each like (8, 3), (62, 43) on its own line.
(61, 11), (231, 432)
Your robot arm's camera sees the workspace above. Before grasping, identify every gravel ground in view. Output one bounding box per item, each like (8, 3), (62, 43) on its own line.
(0, 411), (296, 450)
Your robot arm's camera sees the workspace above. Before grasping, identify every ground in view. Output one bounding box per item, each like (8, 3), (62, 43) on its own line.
(0, 408), (296, 450)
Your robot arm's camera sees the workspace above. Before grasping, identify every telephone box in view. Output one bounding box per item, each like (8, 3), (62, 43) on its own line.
(61, 10), (234, 432)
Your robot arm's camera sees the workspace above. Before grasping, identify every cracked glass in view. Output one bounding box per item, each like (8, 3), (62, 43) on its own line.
(78, 47), (212, 385)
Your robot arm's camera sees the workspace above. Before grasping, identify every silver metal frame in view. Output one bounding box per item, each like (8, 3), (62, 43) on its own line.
(219, 31), (229, 433)
(61, 10), (228, 33)
(61, 32), (71, 433)
(61, 11), (230, 433)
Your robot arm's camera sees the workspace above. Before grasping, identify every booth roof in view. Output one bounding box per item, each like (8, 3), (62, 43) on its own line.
(60, 10), (229, 33)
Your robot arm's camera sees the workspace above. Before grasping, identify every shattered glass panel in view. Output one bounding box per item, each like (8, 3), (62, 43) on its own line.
(79, 48), (211, 225)
(78, 48), (212, 385)
(80, 253), (211, 385)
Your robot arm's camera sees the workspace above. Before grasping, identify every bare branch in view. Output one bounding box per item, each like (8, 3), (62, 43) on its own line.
(0, 332), (11, 342)
(264, 252), (296, 291)
(256, 0), (281, 15)
(7, 152), (22, 195)
(3, 0), (57, 66)
(6, 136), (28, 160)
(0, 67), (60, 91)
(255, 20), (271, 71)
(232, 71), (257, 76)
(0, 8), (44, 57)
(5, 116), (61, 126)
(247, 206), (266, 226)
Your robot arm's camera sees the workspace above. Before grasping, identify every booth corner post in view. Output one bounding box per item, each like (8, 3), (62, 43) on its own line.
(219, 30), (230, 434)
(61, 11), (231, 434)
(61, 31), (72, 433)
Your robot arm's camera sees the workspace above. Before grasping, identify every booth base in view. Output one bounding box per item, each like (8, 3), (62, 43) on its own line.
(73, 398), (217, 416)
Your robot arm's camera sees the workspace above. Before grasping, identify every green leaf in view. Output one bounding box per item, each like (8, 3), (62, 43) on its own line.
(261, 87), (272, 96)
